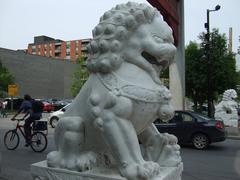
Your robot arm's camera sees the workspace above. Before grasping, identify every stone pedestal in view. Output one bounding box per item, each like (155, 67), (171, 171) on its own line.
(31, 161), (183, 180)
(226, 126), (240, 136)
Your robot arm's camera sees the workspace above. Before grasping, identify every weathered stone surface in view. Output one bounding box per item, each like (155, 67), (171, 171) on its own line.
(31, 2), (183, 180)
(31, 161), (183, 180)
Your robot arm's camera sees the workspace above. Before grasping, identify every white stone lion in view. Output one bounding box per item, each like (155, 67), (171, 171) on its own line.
(47, 2), (181, 180)
(215, 89), (238, 127)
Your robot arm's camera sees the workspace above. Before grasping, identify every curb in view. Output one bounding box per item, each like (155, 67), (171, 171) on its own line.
(227, 136), (240, 140)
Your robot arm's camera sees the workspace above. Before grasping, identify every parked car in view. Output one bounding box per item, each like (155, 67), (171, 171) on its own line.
(50, 99), (72, 111)
(41, 101), (54, 113)
(48, 104), (71, 128)
(4, 98), (23, 110)
(154, 110), (226, 150)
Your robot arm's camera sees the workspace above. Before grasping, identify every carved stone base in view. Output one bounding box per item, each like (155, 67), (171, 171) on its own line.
(31, 161), (183, 180)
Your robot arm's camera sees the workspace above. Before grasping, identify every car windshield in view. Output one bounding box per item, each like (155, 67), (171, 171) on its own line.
(192, 112), (212, 121)
(62, 104), (71, 111)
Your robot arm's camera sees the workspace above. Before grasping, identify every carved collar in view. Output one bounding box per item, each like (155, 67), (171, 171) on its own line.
(97, 72), (170, 103)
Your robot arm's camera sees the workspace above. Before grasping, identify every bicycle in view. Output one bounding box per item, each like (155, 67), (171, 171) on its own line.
(4, 118), (48, 152)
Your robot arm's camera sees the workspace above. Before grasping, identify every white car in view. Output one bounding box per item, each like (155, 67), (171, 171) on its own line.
(48, 104), (71, 128)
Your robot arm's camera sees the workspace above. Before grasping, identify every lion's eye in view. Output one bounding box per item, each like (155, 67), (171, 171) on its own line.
(153, 35), (164, 43)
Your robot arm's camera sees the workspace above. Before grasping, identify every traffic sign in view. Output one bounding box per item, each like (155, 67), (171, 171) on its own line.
(8, 84), (18, 97)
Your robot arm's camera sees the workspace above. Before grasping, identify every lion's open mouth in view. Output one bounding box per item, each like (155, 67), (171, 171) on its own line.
(141, 51), (169, 70)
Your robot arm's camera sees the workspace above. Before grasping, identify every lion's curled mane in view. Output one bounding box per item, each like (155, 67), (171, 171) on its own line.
(86, 2), (159, 73)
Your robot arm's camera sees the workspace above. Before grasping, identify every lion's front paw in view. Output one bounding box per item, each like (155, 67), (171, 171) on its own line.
(47, 151), (79, 170)
(47, 151), (61, 168)
(144, 133), (181, 167)
(157, 133), (182, 167)
(47, 151), (97, 172)
(76, 152), (97, 172)
(120, 161), (160, 180)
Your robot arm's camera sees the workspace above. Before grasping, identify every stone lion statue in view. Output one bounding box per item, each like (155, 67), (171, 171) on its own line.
(47, 2), (181, 179)
(215, 89), (238, 127)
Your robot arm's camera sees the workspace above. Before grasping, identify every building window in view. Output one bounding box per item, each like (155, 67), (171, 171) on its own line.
(66, 41), (70, 49)
(66, 43), (70, 56)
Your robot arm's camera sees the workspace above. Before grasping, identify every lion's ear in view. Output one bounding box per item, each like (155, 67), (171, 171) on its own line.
(125, 16), (137, 30)
(134, 11), (146, 23)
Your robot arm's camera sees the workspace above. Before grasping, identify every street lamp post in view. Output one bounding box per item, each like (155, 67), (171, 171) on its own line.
(204, 5), (221, 118)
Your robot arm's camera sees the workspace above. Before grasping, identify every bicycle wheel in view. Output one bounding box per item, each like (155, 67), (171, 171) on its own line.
(4, 130), (20, 150)
(30, 132), (47, 152)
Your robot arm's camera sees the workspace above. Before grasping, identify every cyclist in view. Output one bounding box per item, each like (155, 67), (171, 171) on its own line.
(11, 94), (43, 146)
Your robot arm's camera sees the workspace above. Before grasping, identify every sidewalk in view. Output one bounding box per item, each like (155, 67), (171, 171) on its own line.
(227, 133), (240, 140)
(227, 134), (240, 140)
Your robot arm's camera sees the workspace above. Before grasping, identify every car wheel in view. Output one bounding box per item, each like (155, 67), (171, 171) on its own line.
(192, 133), (209, 150)
(50, 117), (59, 128)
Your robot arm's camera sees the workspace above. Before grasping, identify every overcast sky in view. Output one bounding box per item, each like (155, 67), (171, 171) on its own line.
(0, 0), (239, 53)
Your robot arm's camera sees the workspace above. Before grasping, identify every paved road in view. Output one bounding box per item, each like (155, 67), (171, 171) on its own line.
(182, 141), (240, 180)
(0, 115), (240, 180)
(0, 114), (55, 180)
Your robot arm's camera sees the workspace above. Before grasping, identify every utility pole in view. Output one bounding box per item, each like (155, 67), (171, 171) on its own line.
(204, 5), (220, 118)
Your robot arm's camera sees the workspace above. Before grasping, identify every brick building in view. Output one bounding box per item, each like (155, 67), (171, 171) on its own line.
(27, 36), (90, 62)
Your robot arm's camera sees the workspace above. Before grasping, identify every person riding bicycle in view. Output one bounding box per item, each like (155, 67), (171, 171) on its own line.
(11, 94), (43, 146)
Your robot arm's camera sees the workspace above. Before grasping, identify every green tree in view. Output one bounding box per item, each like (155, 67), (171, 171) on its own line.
(186, 29), (239, 116)
(0, 60), (14, 97)
(204, 29), (238, 89)
(185, 41), (207, 112)
(71, 56), (89, 97)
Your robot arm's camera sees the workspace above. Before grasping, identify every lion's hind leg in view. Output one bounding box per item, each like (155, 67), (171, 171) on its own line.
(47, 116), (97, 171)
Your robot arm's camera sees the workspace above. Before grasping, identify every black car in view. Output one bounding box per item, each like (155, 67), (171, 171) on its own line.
(4, 98), (23, 110)
(155, 110), (226, 150)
